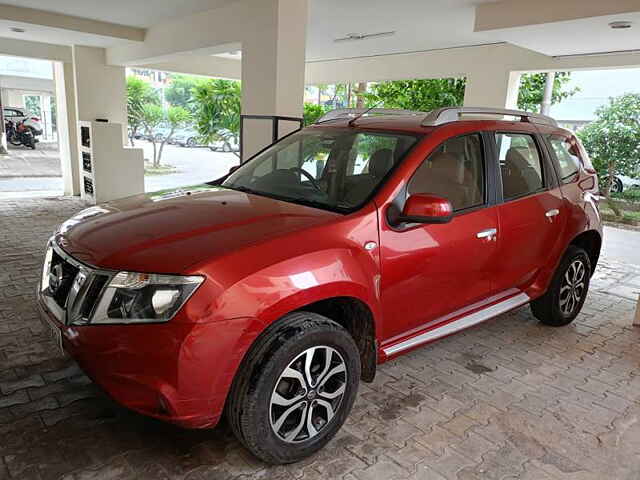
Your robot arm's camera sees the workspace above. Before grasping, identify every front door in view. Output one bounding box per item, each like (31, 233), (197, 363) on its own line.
(379, 132), (500, 341)
(491, 131), (567, 294)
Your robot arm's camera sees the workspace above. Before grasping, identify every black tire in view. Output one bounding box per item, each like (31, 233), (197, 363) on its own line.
(612, 178), (624, 194)
(226, 311), (360, 464)
(187, 137), (196, 147)
(531, 245), (591, 326)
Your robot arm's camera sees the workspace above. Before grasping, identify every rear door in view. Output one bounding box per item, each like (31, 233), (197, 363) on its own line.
(491, 129), (567, 294)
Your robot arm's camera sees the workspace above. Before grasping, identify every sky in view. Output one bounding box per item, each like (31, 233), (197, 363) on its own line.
(550, 68), (640, 121)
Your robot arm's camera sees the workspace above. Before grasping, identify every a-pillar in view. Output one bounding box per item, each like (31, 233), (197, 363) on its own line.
(241, 0), (308, 160)
(463, 68), (521, 109)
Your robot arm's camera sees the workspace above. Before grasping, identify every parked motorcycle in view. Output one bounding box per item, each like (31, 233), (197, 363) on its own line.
(5, 120), (36, 149)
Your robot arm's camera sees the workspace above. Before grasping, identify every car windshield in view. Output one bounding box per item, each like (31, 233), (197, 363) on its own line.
(221, 127), (420, 212)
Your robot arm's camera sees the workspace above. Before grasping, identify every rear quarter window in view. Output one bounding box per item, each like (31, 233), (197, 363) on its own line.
(548, 135), (580, 183)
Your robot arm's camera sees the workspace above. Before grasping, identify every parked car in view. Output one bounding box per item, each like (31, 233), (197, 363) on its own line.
(209, 130), (239, 152)
(171, 128), (201, 147)
(3, 106), (43, 136)
(143, 125), (172, 142)
(37, 107), (602, 464)
(610, 174), (640, 193)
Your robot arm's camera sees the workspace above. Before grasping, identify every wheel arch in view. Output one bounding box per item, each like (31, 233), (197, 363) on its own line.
(569, 229), (602, 275)
(295, 296), (377, 382)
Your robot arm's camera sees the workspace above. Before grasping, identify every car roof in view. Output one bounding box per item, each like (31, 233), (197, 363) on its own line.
(309, 113), (573, 137)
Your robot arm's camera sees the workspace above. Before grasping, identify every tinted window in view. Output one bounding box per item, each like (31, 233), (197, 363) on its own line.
(495, 133), (544, 200)
(548, 135), (580, 183)
(408, 133), (485, 211)
(223, 128), (418, 212)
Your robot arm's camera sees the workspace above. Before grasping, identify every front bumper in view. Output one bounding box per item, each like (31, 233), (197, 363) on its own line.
(36, 292), (238, 429)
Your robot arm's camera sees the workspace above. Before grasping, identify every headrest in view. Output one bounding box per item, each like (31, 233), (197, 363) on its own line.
(369, 149), (393, 178)
(505, 148), (529, 168)
(429, 152), (460, 177)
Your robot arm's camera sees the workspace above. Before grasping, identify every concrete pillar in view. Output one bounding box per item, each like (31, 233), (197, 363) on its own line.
(463, 69), (521, 109)
(54, 61), (79, 195)
(0, 89), (6, 155)
(241, 0), (308, 160)
(71, 46), (127, 140)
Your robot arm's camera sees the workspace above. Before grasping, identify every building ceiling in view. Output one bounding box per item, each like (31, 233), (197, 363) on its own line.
(0, 0), (639, 60)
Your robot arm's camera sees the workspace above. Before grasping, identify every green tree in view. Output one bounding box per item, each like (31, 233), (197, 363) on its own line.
(157, 106), (191, 165)
(578, 93), (640, 216)
(303, 103), (328, 125)
(126, 76), (160, 146)
(517, 72), (579, 113)
(193, 79), (241, 157)
(139, 104), (164, 167)
(165, 74), (202, 113)
(363, 78), (467, 111)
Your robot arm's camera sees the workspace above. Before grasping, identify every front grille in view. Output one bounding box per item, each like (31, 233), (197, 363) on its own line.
(79, 274), (109, 318)
(41, 243), (113, 325)
(49, 250), (79, 308)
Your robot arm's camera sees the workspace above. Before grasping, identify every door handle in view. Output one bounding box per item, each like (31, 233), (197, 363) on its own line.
(545, 209), (560, 218)
(476, 228), (497, 241)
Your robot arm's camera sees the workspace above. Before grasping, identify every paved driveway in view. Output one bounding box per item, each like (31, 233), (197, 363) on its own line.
(0, 141), (239, 196)
(0, 198), (639, 479)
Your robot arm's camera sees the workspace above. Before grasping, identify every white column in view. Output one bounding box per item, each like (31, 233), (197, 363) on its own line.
(0, 88), (7, 155)
(54, 61), (80, 195)
(72, 46), (127, 140)
(463, 69), (521, 109)
(241, 0), (308, 160)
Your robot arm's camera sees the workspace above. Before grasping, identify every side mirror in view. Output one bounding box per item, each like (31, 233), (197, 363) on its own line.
(398, 194), (453, 224)
(228, 165), (240, 175)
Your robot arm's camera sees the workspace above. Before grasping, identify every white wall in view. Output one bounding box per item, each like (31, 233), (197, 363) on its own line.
(72, 46), (126, 128)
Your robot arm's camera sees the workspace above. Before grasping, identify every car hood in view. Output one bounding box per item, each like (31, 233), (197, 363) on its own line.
(55, 185), (339, 273)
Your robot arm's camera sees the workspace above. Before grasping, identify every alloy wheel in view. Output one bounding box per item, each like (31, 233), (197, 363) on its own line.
(559, 259), (586, 316)
(269, 346), (347, 443)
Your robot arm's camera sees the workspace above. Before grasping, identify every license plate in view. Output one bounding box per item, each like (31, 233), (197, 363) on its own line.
(41, 314), (64, 355)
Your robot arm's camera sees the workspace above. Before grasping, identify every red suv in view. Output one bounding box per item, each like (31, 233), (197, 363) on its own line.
(38, 107), (601, 464)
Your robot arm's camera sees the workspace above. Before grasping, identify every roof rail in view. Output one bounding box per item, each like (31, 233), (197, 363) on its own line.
(316, 108), (425, 124)
(422, 107), (558, 127)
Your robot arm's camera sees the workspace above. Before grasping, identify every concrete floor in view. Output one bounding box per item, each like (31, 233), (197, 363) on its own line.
(603, 225), (640, 266)
(1, 198), (640, 479)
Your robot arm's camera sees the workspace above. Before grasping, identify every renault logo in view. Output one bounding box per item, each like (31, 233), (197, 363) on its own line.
(48, 264), (64, 294)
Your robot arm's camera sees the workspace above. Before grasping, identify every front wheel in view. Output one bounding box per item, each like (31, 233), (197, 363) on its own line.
(531, 245), (591, 326)
(227, 312), (360, 464)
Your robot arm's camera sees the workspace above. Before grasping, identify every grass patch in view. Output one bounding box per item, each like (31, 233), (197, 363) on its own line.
(600, 205), (640, 226)
(612, 189), (640, 202)
(144, 163), (178, 176)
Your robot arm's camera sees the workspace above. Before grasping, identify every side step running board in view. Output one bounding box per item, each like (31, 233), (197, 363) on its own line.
(383, 292), (530, 357)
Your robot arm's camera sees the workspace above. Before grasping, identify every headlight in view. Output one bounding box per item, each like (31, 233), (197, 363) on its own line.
(91, 272), (204, 324)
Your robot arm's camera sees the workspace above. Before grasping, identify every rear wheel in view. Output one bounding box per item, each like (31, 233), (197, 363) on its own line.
(531, 245), (591, 326)
(227, 312), (360, 464)
(186, 137), (196, 147)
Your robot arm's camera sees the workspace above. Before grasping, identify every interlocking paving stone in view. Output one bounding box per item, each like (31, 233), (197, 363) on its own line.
(1, 197), (640, 479)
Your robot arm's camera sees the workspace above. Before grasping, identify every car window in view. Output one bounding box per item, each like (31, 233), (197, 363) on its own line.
(224, 128), (419, 212)
(495, 133), (544, 201)
(548, 135), (580, 183)
(408, 133), (485, 212)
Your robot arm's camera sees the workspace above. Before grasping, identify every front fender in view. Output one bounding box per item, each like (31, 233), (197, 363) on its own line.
(200, 247), (381, 416)
(215, 247), (381, 326)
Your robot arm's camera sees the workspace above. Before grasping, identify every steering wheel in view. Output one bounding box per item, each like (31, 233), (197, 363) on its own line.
(289, 167), (323, 192)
